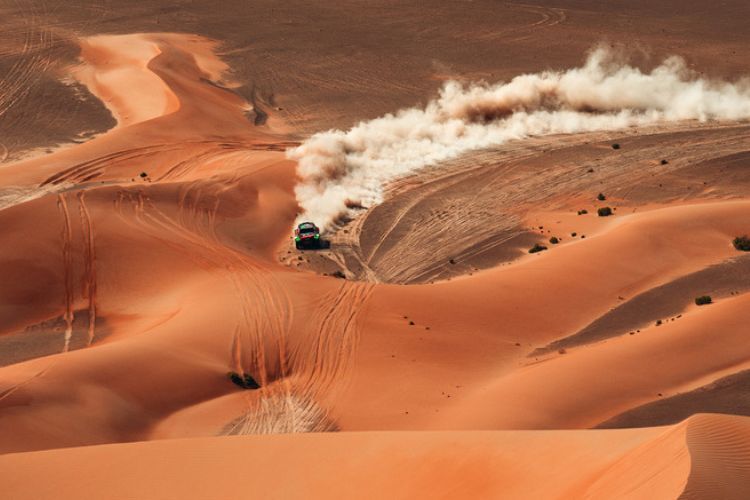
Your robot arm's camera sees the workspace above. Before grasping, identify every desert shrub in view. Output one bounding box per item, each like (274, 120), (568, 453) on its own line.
(577, 209), (588, 215)
(571, 232), (577, 237)
(597, 193), (606, 201)
(228, 371), (260, 390)
(660, 159), (669, 165)
(612, 143), (621, 149)
(549, 236), (559, 244)
(528, 244), (547, 254)
(733, 235), (750, 251)
(597, 207), (613, 217)
(695, 295), (712, 306)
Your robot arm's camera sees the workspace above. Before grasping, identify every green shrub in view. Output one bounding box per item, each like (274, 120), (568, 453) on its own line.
(597, 207), (613, 217)
(549, 236), (559, 244)
(528, 244), (548, 254)
(597, 193), (606, 201)
(733, 235), (750, 251)
(695, 295), (712, 306)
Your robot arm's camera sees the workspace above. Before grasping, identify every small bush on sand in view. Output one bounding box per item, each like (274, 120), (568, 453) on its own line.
(612, 143), (621, 150)
(228, 371), (260, 390)
(529, 244), (548, 254)
(733, 235), (750, 251)
(549, 236), (559, 244)
(695, 295), (712, 306)
(577, 209), (588, 215)
(597, 193), (606, 201)
(597, 207), (613, 217)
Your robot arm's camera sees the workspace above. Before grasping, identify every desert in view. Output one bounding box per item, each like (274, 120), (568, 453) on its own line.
(1, 1), (750, 498)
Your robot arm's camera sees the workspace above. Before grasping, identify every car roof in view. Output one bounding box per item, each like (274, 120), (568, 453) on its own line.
(298, 222), (317, 228)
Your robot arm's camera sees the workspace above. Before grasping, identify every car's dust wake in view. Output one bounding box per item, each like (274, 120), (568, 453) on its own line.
(289, 46), (750, 231)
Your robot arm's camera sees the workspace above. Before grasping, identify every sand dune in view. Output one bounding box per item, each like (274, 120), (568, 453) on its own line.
(3, 414), (750, 499)
(1, 1), (750, 498)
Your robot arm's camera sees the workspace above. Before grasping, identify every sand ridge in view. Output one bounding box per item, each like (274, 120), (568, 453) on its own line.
(0, 1), (750, 498)
(4, 414), (750, 499)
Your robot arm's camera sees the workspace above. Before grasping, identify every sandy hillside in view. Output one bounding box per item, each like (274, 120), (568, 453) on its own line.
(1, 1), (750, 498)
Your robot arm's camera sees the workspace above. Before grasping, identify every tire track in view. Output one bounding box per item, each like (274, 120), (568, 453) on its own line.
(76, 191), (97, 346)
(0, 363), (55, 405)
(295, 280), (375, 401)
(56, 193), (75, 353)
(134, 178), (374, 432)
(118, 184), (294, 391)
(475, 3), (566, 42)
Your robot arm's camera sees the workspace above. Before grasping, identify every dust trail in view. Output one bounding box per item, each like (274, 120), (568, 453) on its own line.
(288, 47), (750, 230)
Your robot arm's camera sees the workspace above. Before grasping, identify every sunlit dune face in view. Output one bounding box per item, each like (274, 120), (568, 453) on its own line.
(1, 2), (750, 498)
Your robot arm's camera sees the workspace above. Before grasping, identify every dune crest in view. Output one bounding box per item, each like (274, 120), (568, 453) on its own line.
(73, 34), (180, 127)
(4, 414), (750, 499)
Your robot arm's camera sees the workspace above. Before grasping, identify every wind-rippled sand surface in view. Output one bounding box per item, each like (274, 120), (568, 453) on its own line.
(1, 1), (750, 498)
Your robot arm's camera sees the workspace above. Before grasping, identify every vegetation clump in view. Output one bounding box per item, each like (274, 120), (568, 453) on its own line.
(528, 243), (548, 254)
(597, 207), (613, 217)
(695, 295), (712, 306)
(549, 236), (559, 244)
(577, 209), (588, 215)
(228, 371), (260, 390)
(597, 193), (606, 201)
(612, 143), (621, 150)
(733, 235), (750, 251)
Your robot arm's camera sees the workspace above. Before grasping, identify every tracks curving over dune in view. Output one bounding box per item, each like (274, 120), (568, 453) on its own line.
(302, 122), (750, 284)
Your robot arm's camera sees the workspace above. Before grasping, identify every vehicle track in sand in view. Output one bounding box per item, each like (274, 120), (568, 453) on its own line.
(0, 0), (53, 121)
(224, 279), (374, 435)
(76, 191), (97, 346)
(475, 3), (567, 43)
(304, 122), (750, 284)
(53, 191), (99, 354)
(56, 193), (75, 352)
(109, 173), (372, 433)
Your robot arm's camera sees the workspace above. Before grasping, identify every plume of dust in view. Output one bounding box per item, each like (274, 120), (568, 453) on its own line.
(287, 47), (750, 231)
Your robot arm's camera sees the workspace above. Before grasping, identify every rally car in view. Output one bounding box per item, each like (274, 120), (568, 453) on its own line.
(294, 222), (327, 249)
